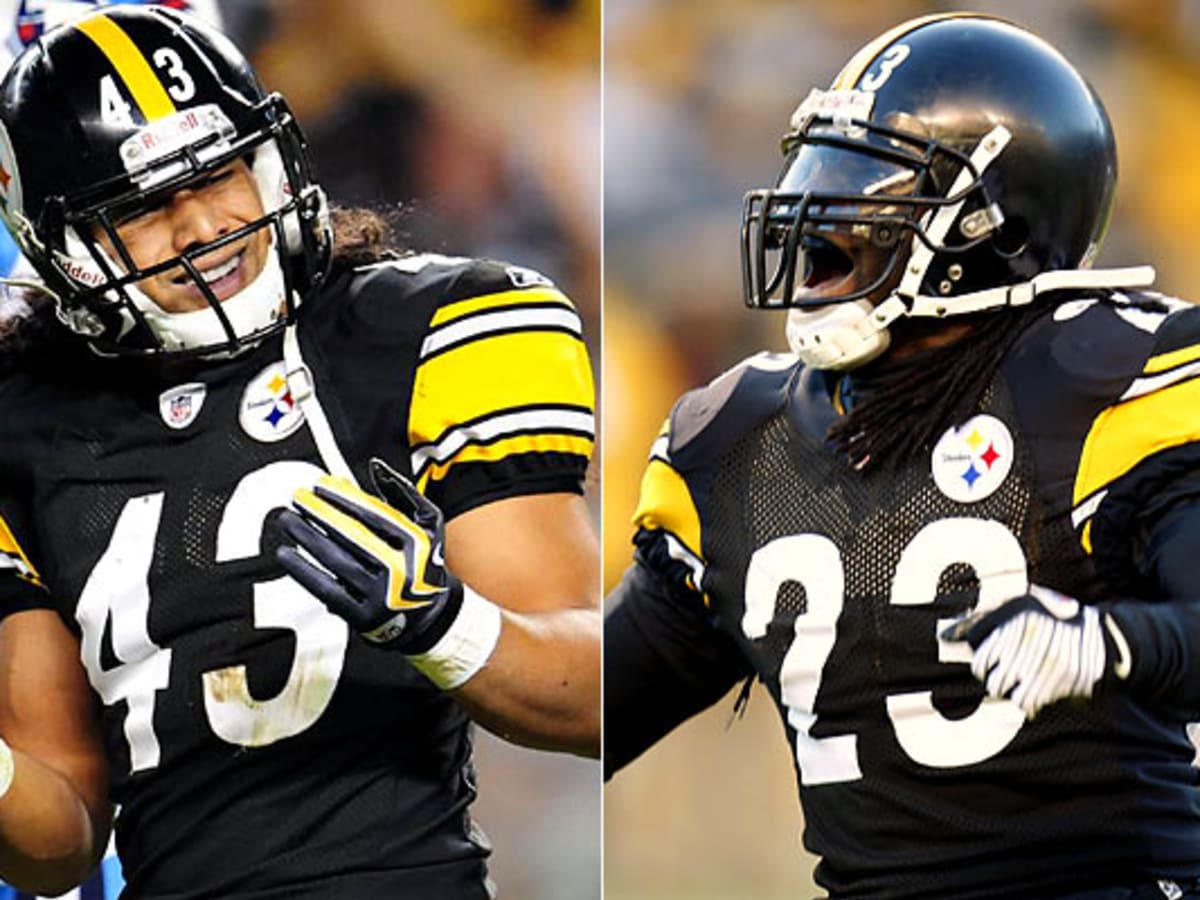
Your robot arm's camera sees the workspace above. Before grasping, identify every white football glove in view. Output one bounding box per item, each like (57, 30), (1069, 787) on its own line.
(942, 585), (1132, 718)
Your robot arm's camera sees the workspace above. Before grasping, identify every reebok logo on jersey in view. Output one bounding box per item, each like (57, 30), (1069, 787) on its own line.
(239, 361), (305, 443)
(930, 414), (1014, 503)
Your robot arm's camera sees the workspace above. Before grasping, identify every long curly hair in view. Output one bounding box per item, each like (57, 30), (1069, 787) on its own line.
(825, 304), (1053, 471)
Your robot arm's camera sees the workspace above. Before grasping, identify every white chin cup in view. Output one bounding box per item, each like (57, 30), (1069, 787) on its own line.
(785, 299), (892, 370)
(131, 247), (288, 353)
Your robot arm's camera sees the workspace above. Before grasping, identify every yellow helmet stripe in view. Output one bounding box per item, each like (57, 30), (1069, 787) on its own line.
(76, 13), (176, 121)
(832, 12), (989, 89)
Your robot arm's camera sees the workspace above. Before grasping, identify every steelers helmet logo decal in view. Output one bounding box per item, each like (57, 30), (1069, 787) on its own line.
(239, 361), (305, 443)
(930, 414), (1014, 503)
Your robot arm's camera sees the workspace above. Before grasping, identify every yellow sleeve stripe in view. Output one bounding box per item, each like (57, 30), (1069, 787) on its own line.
(1074, 374), (1200, 505)
(1081, 520), (1094, 555)
(429, 287), (573, 328)
(0, 516), (41, 587)
(415, 432), (594, 491)
(1144, 343), (1200, 374)
(412, 407), (594, 479)
(632, 458), (704, 564)
(76, 14), (176, 121)
(409, 330), (594, 450)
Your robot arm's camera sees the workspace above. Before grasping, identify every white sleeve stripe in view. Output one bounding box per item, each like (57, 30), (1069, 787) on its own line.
(664, 533), (706, 588)
(648, 434), (670, 463)
(0, 553), (30, 577)
(420, 307), (582, 359)
(1120, 360), (1200, 401)
(410, 408), (595, 475)
(1070, 489), (1108, 529)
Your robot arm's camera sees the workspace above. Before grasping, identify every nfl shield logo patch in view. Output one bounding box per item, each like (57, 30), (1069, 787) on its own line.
(159, 382), (206, 430)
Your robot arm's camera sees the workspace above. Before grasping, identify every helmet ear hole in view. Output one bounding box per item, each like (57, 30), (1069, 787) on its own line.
(992, 217), (1029, 258)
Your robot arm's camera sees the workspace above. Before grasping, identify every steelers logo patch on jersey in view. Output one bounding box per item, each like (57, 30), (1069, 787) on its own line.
(931, 413), (1014, 503)
(239, 361), (304, 443)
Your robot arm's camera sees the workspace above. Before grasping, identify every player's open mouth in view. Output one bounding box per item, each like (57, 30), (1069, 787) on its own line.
(175, 249), (246, 302)
(799, 236), (854, 291)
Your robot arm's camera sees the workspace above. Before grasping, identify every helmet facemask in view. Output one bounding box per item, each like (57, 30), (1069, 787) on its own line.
(741, 93), (1009, 370)
(742, 104), (1002, 313)
(23, 95), (328, 358)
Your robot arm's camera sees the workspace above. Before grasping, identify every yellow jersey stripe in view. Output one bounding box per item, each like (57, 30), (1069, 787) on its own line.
(1074, 375), (1200, 505)
(77, 14), (176, 121)
(632, 458), (704, 564)
(416, 432), (594, 491)
(832, 13), (966, 89)
(0, 515), (41, 587)
(1081, 520), (1094, 555)
(430, 287), (573, 328)
(409, 330), (594, 451)
(1144, 343), (1200, 375)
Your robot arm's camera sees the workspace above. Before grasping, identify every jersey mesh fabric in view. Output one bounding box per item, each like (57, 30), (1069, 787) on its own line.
(701, 377), (1200, 898)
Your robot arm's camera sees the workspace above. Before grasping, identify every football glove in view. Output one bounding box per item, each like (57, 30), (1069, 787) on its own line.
(942, 584), (1132, 718)
(275, 458), (463, 654)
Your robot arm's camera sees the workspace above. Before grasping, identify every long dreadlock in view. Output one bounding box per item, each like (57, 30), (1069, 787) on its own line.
(827, 303), (1055, 471)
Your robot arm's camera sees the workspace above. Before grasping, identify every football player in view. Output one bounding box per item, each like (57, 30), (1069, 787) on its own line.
(0, 6), (598, 898)
(605, 13), (1200, 899)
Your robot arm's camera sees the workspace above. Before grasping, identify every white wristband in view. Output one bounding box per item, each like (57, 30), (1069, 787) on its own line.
(408, 585), (502, 690)
(0, 737), (14, 801)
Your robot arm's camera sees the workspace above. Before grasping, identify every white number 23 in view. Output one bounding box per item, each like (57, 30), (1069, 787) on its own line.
(741, 517), (1028, 785)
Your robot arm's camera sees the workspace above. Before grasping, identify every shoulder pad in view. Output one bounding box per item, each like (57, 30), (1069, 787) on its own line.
(668, 352), (798, 468)
(353, 254), (560, 305)
(1030, 294), (1200, 553)
(1006, 293), (1177, 404)
(1143, 298), (1200, 367)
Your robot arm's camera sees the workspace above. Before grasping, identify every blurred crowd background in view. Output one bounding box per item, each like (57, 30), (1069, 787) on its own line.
(603, 0), (1200, 898)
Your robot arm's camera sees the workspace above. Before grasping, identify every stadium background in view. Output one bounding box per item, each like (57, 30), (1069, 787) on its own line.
(603, 0), (1200, 897)
(0, 1), (600, 898)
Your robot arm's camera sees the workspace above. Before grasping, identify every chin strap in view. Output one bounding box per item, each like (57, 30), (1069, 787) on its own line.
(790, 265), (1158, 371)
(870, 264), (1159, 332)
(283, 322), (357, 482)
(907, 265), (1158, 317)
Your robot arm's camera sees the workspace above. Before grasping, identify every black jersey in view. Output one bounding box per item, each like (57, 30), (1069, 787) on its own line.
(0, 256), (594, 899)
(608, 293), (1200, 898)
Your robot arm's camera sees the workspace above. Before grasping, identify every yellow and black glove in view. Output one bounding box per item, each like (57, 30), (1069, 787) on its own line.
(276, 458), (463, 653)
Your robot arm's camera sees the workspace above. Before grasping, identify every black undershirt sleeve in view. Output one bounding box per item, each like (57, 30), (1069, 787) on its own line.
(603, 559), (752, 780)
(1108, 498), (1200, 714)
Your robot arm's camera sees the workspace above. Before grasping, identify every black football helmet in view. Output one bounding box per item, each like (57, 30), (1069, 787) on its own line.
(741, 13), (1152, 369)
(0, 5), (330, 357)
